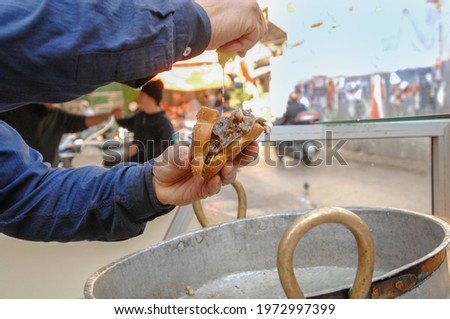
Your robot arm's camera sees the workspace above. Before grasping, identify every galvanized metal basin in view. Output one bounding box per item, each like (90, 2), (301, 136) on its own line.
(84, 207), (450, 298)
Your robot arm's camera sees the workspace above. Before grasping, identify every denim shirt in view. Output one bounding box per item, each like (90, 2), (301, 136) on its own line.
(0, 0), (211, 241)
(0, 0), (210, 110)
(0, 121), (177, 241)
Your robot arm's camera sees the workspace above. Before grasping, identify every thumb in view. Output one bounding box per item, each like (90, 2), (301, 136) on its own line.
(205, 175), (222, 197)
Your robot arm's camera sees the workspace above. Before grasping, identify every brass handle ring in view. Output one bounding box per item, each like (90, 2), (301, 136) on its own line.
(277, 207), (375, 299)
(192, 179), (247, 228)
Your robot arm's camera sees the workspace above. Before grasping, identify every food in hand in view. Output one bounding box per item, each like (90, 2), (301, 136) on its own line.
(190, 106), (269, 179)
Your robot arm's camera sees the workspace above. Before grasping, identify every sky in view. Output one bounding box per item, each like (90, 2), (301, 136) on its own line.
(259, 0), (442, 78)
(256, 0), (445, 115)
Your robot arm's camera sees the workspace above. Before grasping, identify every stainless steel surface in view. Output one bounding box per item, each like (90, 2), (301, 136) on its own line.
(166, 119), (450, 240)
(85, 207), (450, 299)
(432, 123), (450, 217)
(260, 119), (450, 142)
(258, 120), (450, 219)
(164, 205), (195, 240)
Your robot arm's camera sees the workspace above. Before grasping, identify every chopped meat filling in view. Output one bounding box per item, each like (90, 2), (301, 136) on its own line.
(205, 108), (267, 164)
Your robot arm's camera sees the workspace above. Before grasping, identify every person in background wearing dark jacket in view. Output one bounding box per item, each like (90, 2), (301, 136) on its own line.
(278, 92), (308, 125)
(115, 80), (174, 164)
(0, 103), (121, 167)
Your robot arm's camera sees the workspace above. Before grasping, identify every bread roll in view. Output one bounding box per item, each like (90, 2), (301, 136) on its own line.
(190, 107), (219, 178)
(190, 106), (267, 179)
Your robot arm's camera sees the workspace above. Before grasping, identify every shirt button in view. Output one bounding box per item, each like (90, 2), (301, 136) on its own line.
(183, 47), (192, 57)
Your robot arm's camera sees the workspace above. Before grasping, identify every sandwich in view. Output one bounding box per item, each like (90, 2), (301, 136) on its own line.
(190, 106), (269, 179)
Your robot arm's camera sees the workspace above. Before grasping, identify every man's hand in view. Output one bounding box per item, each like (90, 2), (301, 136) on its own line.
(152, 142), (259, 206)
(110, 106), (124, 119)
(196, 0), (267, 57)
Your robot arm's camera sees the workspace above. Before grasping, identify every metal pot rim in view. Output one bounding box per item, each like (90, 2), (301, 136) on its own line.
(84, 206), (450, 299)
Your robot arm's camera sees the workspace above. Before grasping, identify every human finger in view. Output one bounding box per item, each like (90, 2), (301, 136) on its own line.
(198, 0), (266, 53)
(219, 142), (259, 185)
(234, 142), (259, 167)
(219, 164), (238, 186)
(203, 174), (222, 197)
(218, 15), (267, 56)
(152, 145), (190, 183)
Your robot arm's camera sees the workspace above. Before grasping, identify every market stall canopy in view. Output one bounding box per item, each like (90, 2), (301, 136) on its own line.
(156, 51), (233, 91)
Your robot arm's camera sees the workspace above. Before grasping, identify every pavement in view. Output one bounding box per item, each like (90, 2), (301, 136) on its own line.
(1, 142), (448, 298)
(198, 142), (432, 225)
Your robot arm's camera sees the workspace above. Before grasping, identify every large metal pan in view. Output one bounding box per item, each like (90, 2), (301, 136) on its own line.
(84, 207), (450, 298)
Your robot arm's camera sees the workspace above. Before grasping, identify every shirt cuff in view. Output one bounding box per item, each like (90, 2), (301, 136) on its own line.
(125, 161), (175, 222)
(120, 1), (211, 89)
(171, 0), (211, 61)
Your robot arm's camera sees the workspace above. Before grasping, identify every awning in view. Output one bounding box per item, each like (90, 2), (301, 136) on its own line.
(156, 51), (233, 91)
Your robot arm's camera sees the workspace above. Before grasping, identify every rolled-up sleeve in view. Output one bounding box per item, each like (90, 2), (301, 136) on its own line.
(0, 121), (175, 242)
(0, 0), (211, 110)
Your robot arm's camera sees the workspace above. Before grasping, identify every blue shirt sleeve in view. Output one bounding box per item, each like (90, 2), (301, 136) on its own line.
(0, 0), (211, 110)
(0, 121), (175, 242)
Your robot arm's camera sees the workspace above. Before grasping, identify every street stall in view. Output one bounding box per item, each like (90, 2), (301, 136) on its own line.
(156, 51), (233, 92)
(85, 117), (450, 298)
(3, 0), (450, 302)
(83, 0), (450, 299)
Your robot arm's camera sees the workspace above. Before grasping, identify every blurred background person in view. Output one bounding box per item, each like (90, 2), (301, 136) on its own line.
(277, 91), (308, 125)
(128, 101), (139, 115)
(181, 92), (201, 121)
(0, 103), (121, 167)
(221, 92), (235, 117)
(114, 80), (174, 164)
